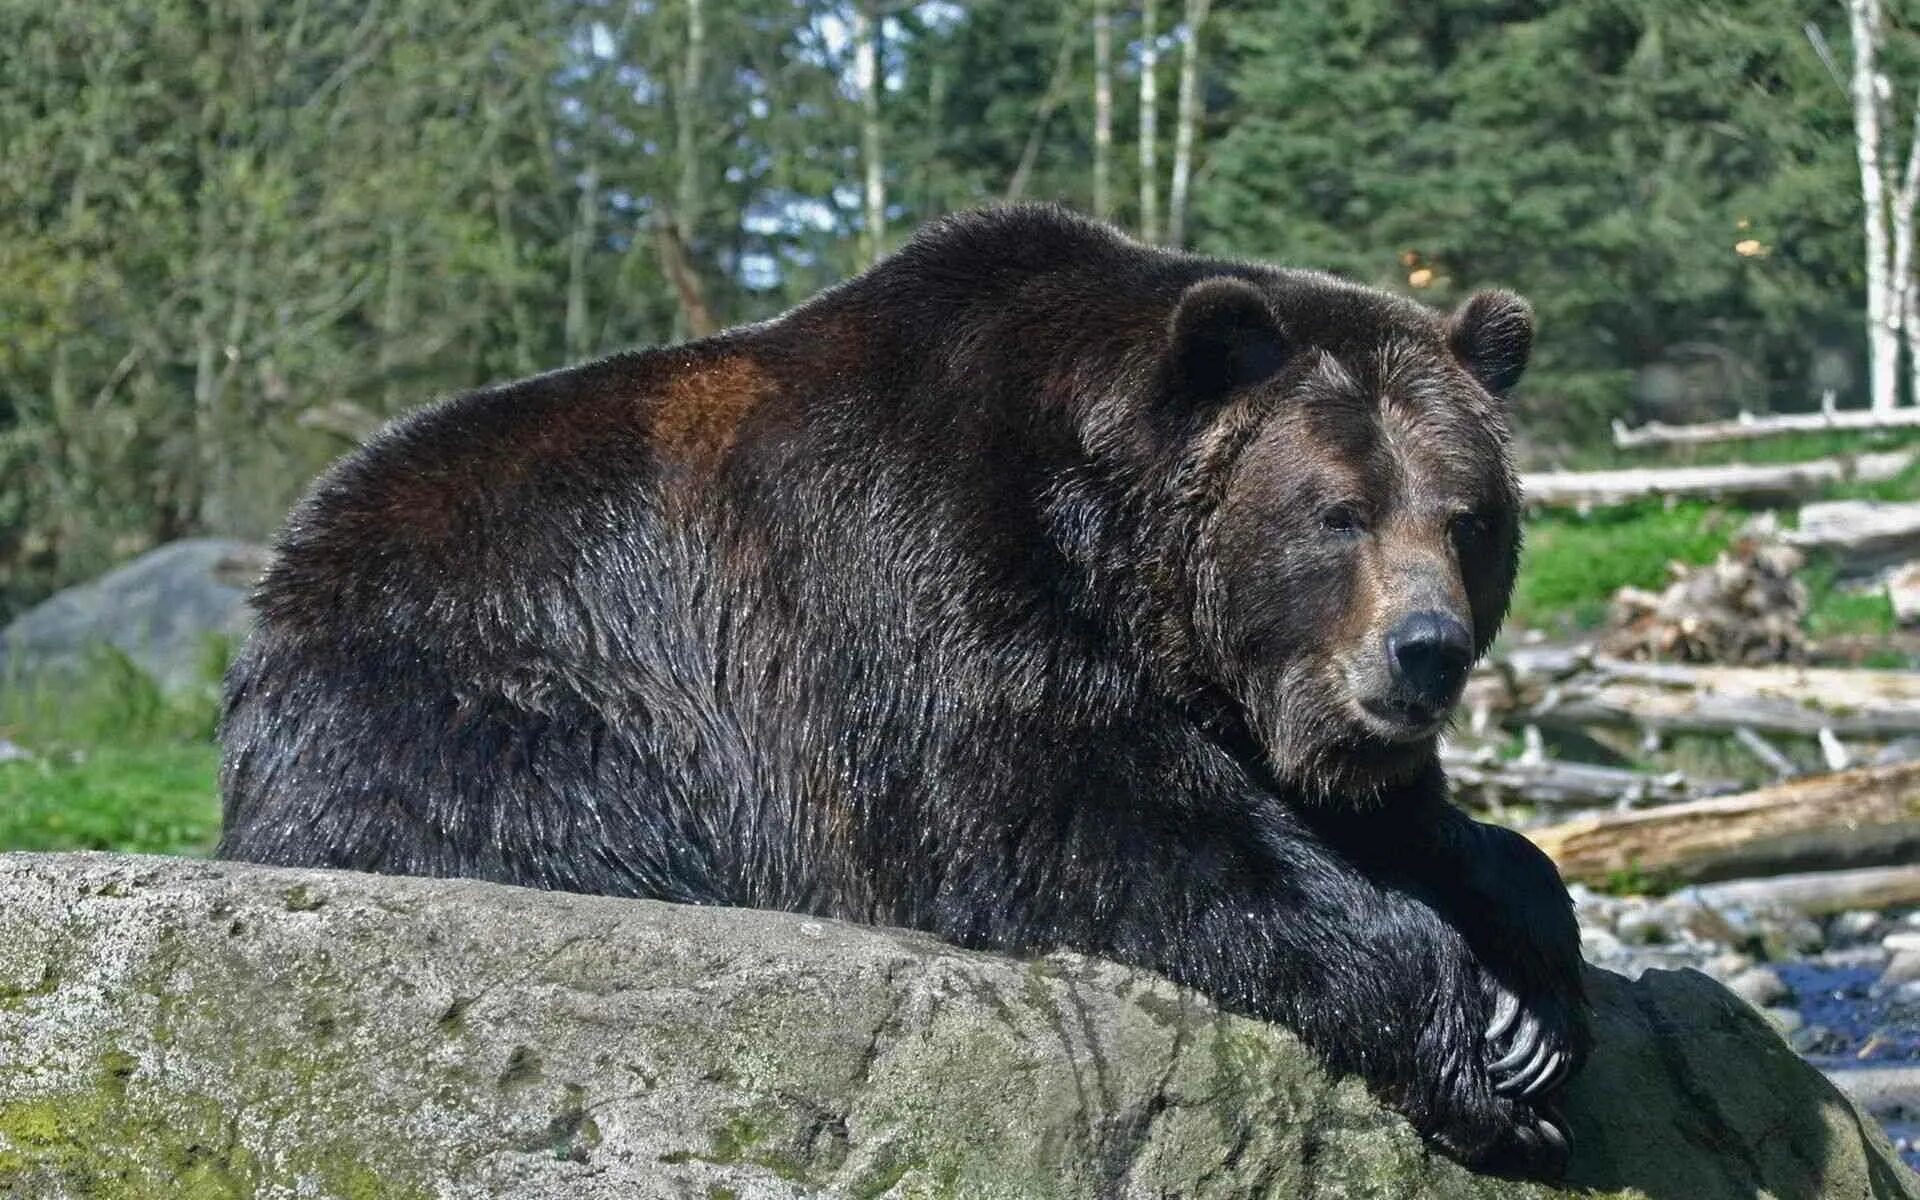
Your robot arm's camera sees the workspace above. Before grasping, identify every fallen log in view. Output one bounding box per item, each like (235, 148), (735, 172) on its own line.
(1527, 760), (1920, 885)
(1440, 745), (1728, 809)
(1692, 864), (1920, 918)
(1466, 656), (1920, 739)
(1519, 450), (1914, 510)
(1785, 500), (1920, 577)
(1611, 396), (1920, 449)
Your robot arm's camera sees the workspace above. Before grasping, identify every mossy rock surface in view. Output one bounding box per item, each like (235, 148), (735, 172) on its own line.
(0, 853), (1912, 1199)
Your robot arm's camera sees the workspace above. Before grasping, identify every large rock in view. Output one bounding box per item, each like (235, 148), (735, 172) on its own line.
(0, 854), (1911, 1200)
(0, 539), (265, 692)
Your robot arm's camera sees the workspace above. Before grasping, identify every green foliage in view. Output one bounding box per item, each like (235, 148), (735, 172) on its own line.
(1595, 862), (1672, 899)
(1198, 0), (1864, 445)
(0, 747), (220, 856)
(1509, 502), (1737, 631)
(0, 644), (224, 855)
(0, 0), (1908, 624)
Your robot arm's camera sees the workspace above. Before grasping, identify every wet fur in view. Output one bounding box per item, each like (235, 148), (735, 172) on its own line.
(220, 206), (1588, 1178)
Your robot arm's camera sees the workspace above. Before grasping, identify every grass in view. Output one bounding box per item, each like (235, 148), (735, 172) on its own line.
(0, 643), (224, 855)
(0, 745), (220, 854)
(1545, 426), (1920, 471)
(1509, 501), (1741, 632)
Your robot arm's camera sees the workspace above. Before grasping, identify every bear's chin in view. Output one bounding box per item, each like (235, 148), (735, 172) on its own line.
(1269, 724), (1438, 805)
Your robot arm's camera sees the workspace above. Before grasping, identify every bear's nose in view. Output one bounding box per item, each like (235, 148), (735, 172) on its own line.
(1384, 611), (1474, 709)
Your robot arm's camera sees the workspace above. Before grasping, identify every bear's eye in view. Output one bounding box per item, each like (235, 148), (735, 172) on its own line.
(1319, 504), (1369, 538)
(1449, 511), (1490, 549)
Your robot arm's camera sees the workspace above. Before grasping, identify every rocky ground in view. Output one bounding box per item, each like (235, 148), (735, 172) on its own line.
(1575, 886), (1920, 1169)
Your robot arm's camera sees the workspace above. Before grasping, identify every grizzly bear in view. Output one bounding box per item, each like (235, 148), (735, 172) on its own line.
(219, 206), (1587, 1178)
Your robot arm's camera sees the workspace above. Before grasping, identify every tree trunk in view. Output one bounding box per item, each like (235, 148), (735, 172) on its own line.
(1166, 0), (1210, 249)
(854, 0), (885, 268)
(1847, 0), (1900, 410)
(1898, 91), (1920, 410)
(653, 203), (717, 339)
(1611, 396), (1920, 448)
(1093, 0), (1113, 221)
(1693, 864), (1920, 917)
(565, 165), (598, 359)
(1137, 0), (1160, 242)
(1004, 8), (1082, 205)
(1440, 746), (1730, 811)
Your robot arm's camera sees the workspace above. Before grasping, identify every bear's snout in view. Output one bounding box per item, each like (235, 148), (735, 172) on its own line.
(1383, 609), (1473, 712)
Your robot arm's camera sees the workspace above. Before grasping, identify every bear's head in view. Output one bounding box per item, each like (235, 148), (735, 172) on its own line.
(1163, 273), (1528, 799)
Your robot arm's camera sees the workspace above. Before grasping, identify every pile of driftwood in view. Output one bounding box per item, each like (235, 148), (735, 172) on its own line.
(1599, 531), (1807, 665)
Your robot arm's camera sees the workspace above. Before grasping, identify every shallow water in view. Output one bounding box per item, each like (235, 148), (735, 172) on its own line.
(1776, 960), (1920, 1170)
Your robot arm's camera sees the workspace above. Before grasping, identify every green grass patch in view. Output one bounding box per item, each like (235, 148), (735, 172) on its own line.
(1801, 560), (1898, 642)
(0, 642), (226, 855)
(0, 745), (220, 854)
(1511, 501), (1737, 632)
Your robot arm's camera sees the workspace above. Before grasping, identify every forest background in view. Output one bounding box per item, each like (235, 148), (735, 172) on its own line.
(0, 0), (1908, 618)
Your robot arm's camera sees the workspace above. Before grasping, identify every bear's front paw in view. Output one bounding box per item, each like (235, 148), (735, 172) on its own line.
(1483, 977), (1577, 1099)
(1409, 965), (1581, 1181)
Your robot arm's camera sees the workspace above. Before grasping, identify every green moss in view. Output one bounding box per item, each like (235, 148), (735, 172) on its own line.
(0, 1092), (254, 1199)
(319, 1160), (433, 1200)
(0, 963), (57, 1012)
(0, 1054), (431, 1200)
(657, 1111), (819, 1186)
(281, 884), (327, 912)
(849, 1159), (915, 1199)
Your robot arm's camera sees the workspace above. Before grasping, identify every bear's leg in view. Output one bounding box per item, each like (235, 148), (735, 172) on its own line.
(1111, 822), (1573, 1180)
(1311, 798), (1590, 1110)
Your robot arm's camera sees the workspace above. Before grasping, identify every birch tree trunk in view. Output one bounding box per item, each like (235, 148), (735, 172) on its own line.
(1166, 0), (1210, 249)
(1138, 0), (1160, 243)
(1093, 0), (1113, 222)
(675, 0), (704, 249)
(1848, 0), (1900, 410)
(565, 165), (598, 359)
(1898, 93), (1920, 409)
(854, 0), (885, 268)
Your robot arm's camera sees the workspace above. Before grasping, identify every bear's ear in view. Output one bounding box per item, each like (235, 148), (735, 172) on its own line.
(1447, 289), (1533, 396)
(1169, 276), (1289, 399)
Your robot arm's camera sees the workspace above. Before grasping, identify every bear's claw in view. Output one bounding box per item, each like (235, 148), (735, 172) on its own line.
(1484, 979), (1575, 1100)
(1485, 987), (1521, 1041)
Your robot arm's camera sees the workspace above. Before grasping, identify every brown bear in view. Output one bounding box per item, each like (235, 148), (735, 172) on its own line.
(219, 205), (1587, 1178)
